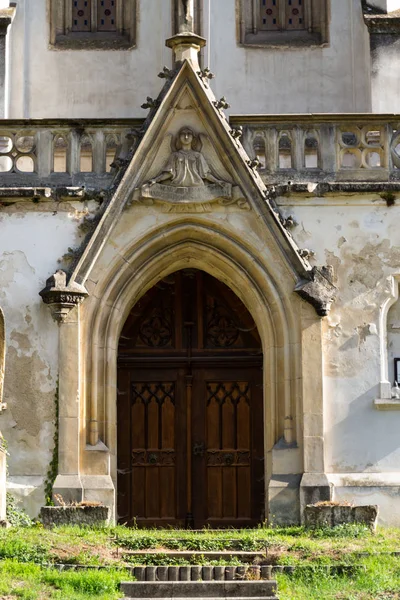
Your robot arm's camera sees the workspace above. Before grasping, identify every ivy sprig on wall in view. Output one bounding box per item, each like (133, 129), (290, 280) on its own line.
(44, 379), (59, 506)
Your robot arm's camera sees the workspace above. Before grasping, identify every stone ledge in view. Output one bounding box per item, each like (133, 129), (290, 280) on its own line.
(374, 398), (400, 410)
(40, 505), (110, 528)
(120, 580), (278, 599)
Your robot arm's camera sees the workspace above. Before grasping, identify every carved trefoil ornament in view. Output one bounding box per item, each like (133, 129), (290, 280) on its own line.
(133, 127), (249, 210)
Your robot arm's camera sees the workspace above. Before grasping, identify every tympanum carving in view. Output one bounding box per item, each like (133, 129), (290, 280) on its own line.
(133, 127), (249, 209)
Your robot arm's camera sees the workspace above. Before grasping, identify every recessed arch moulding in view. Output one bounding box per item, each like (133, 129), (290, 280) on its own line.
(51, 211), (325, 525)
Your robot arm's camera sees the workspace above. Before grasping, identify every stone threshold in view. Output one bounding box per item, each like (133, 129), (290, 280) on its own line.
(120, 581), (278, 600)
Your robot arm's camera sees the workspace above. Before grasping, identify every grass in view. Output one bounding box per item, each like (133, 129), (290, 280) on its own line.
(0, 524), (399, 597)
(0, 559), (129, 599)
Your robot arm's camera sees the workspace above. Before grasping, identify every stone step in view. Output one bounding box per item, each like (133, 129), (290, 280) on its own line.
(122, 550), (265, 562)
(129, 565), (273, 581)
(120, 580), (278, 599)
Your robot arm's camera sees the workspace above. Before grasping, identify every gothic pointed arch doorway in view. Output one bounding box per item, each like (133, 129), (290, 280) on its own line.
(117, 269), (264, 528)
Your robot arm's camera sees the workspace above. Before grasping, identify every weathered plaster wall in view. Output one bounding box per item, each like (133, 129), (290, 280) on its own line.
(278, 195), (400, 479)
(0, 202), (88, 516)
(5, 0), (371, 118)
(370, 34), (400, 112)
(210, 0), (371, 114)
(1, 191), (399, 521)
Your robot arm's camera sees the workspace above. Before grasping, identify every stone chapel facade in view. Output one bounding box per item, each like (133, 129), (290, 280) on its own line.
(0, 0), (400, 526)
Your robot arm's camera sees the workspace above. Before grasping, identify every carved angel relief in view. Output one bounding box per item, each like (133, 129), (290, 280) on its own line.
(132, 127), (249, 210)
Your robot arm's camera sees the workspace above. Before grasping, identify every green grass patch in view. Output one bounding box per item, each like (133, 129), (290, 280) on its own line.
(0, 559), (129, 599)
(0, 524), (399, 597)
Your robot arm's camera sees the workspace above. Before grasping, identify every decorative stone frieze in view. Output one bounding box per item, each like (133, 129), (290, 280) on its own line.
(39, 270), (88, 323)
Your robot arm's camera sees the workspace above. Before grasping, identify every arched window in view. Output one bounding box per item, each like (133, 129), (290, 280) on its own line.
(50, 0), (136, 49)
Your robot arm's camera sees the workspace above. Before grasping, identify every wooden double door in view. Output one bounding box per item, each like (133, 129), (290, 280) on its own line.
(117, 271), (264, 528)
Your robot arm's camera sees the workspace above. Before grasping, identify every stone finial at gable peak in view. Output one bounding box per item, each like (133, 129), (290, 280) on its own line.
(166, 0), (206, 67)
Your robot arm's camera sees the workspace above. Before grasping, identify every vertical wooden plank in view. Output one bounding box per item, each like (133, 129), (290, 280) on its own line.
(146, 467), (160, 519)
(160, 467), (176, 519)
(161, 398), (175, 449)
(197, 272), (204, 350)
(132, 467), (145, 521)
(237, 467), (251, 519)
(147, 399), (159, 449)
(237, 397), (250, 449)
(207, 467), (222, 519)
(222, 396), (235, 449)
(222, 466), (237, 519)
(131, 398), (145, 448)
(206, 398), (220, 449)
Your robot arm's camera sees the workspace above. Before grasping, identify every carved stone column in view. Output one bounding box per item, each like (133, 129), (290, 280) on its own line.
(299, 305), (331, 519)
(0, 3), (16, 117)
(40, 271), (88, 503)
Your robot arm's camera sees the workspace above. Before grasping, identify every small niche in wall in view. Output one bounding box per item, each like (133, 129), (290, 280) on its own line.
(387, 283), (400, 386)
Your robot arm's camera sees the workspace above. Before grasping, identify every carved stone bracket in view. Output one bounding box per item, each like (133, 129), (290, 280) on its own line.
(295, 266), (337, 316)
(39, 270), (88, 323)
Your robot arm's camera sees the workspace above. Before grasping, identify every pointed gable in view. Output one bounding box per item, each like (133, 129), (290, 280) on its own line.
(60, 60), (336, 316)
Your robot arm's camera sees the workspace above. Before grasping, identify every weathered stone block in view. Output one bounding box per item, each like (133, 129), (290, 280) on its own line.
(39, 505), (110, 528)
(145, 566), (157, 581)
(304, 504), (332, 528)
(201, 566), (213, 580)
(168, 566), (179, 581)
(179, 566), (191, 581)
(213, 566), (225, 581)
(304, 503), (379, 530)
(332, 505), (353, 525)
(157, 566), (168, 581)
(353, 505), (379, 531)
(191, 565), (202, 581)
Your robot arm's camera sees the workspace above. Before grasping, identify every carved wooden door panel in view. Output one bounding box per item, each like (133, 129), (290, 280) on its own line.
(191, 367), (264, 528)
(117, 368), (187, 526)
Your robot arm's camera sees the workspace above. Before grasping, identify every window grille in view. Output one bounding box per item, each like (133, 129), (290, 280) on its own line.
(260, 0), (305, 32)
(50, 0), (136, 50)
(240, 0), (328, 46)
(97, 0), (117, 32)
(72, 0), (91, 32)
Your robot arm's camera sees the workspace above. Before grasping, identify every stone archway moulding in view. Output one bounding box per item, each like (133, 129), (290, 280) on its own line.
(52, 219), (325, 521)
(82, 221), (301, 463)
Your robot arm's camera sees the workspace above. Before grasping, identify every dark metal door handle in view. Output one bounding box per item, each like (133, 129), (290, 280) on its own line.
(193, 442), (205, 457)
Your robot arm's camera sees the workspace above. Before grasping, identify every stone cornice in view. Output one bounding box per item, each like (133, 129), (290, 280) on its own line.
(364, 14), (400, 32)
(0, 5), (16, 35)
(363, 0), (400, 31)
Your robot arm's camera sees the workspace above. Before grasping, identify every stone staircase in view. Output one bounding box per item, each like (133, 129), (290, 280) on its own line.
(120, 580), (279, 599)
